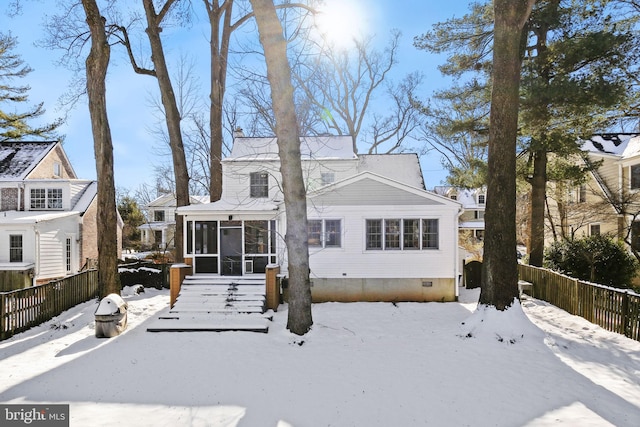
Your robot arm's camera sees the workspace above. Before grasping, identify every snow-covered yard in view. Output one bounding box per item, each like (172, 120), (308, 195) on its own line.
(0, 287), (638, 427)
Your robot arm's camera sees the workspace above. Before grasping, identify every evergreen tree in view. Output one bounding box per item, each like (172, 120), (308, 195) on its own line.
(415, 0), (639, 266)
(117, 196), (145, 251)
(0, 32), (62, 141)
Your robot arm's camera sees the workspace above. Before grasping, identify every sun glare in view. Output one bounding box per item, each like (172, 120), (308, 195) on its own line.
(314, 0), (369, 49)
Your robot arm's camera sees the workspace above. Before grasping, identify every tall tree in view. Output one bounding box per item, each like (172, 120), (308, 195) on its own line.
(250, 0), (312, 335)
(116, 0), (191, 262)
(415, 0), (638, 266)
(0, 32), (62, 141)
(242, 28), (422, 154)
(520, 0), (634, 265)
(202, 1), (315, 201)
(480, 0), (534, 309)
(81, 0), (121, 297)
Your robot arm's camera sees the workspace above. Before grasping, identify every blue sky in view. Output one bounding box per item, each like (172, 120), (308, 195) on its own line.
(0, 0), (470, 192)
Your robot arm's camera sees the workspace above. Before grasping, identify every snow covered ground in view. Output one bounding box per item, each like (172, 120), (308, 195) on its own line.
(0, 286), (639, 427)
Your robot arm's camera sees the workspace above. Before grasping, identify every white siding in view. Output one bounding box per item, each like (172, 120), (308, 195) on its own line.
(36, 218), (79, 279)
(304, 204), (458, 279)
(222, 159), (361, 201)
(0, 228), (36, 264)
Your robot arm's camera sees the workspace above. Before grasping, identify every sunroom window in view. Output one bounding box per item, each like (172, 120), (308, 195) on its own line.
(366, 218), (439, 251)
(307, 219), (342, 248)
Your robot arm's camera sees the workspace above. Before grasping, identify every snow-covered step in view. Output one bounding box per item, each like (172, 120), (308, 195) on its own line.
(147, 314), (270, 333)
(148, 276), (270, 332)
(169, 306), (265, 314)
(175, 294), (266, 302)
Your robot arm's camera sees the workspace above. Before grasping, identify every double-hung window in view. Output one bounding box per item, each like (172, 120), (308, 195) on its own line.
(307, 219), (342, 248)
(10, 235), (23, 262)
(250, 172), (269, 198)
(422, 219), (439, 249)
(366, 218), (439, 250)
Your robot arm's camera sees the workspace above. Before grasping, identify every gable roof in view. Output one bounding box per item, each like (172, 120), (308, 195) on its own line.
(226, 136), (356, 161)
(0, 141), (58, 180)
(147, 193), (210, 208)
(307, 172), (462, 208)
(357, 154), (425, 189)
(581, 134), (639, 157)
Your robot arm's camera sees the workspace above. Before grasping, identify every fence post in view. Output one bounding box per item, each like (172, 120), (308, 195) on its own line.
(622, 291), (630, 338)
(265, 265), (280, 311)
(170, 264), (191, 308)
(0, 294), (6, 341)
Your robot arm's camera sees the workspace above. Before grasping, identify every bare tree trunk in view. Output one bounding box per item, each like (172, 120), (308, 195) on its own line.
(528, 149), (547, 265)
(479, 0), (534, 310)
(250, 0), (312, 335)
(82, 0), (121, 298)
(142, 0), (190, 262)
(203, 0), (232, 202)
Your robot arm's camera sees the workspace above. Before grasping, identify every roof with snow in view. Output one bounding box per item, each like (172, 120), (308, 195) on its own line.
(0, 141), (58, 180)
(433, 186), (486, 209)
(226, 136), (357, 161)
(580, 134), (639, 157)
(146, 193), (209, 208)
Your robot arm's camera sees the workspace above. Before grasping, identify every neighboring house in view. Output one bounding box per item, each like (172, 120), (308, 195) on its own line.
(139, 193), (209, 251)
(434, 186), (486, 242)
(545, 133), (640, 246)
(178, 135), (463, 302)
(537, 132), (640, 289)
(0, 141), (122, 290)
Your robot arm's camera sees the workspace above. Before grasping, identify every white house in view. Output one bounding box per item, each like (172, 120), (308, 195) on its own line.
(0, 141), (122, 290)
(434, 186), (486, 242)
(139, 193), (208, 250)
(177, 135), (463, 302)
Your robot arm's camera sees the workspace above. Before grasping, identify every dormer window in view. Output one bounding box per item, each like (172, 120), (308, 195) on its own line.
(478, 194), (486, 205)
(250, 172), (269, 198)
(30, 188), (63, 210)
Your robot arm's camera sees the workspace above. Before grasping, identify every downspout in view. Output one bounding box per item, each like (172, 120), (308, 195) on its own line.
(455, 206), (464, 300)
(34, 228), (40, 284)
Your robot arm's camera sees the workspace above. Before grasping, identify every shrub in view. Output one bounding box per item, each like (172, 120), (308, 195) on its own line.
(544, 235), (638, 289)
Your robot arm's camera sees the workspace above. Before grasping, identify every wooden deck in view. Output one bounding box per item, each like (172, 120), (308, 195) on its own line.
(147, 275), (271, 333)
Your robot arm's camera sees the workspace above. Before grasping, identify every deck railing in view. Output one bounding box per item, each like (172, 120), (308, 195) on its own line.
(0, 269), (98, 341)
(519, 264), (640, 342)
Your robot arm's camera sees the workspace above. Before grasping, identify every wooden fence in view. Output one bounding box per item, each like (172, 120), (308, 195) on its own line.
(519, 264), (640, 342)
(0, 269), (98, 341)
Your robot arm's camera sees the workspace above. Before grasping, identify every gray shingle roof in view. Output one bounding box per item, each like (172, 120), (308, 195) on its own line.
(0, 141), (57, 179)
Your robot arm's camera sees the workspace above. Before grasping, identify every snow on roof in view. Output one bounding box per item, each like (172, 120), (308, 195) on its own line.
(147, 193), (210, 208)
(177, 197), (279, 214)
(433, 186), (486, 209)
(226, 136), (356, 161)
(580, 134), (638, 156)
(0, 141), (58, 179)
(357, 154), (425, 189)
(72, 181), (97, 214)
(0, 210), (78, 224)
